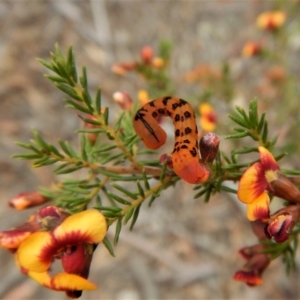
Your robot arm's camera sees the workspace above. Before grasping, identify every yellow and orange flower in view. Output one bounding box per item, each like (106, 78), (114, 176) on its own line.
(256, 11), (286, 31)
(0, 206), (107, 298)
(242, 42), (263, 58)
(237, 147), (279, 221)
(138, 89), (150, 106)
(199, 102), (217, 132)
(233, 244), (270, 286)
(151, 57), (165, 69)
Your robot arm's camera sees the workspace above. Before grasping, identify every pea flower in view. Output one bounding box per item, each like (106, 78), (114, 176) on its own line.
(242, 42), (263, 57)
(233, 244), (270, 286)
(199, 102), (217, 132)
(265, 205), (300, 243)
(237, 147), (279, 221)
(0, 206), (107, 298)
(256, 11), (286, 31)
(238, 147), (300, 221)
(138, 89), (150, 106)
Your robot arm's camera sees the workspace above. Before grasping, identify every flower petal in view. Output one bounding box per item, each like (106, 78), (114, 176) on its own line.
(17, 231), (56, 272)
(53, 210), (107, 245)
(0, 230), (31, 250)
(233, 270), (263, 286)
(237, 162), (267, 204)
(61, 243), (94, 277)
(258, 147), (279, 171)
(200, 117), (216, 132)
(27, 271), (52, 288)
(199, 103), (217, 132)
(51, 272), (97, 291)
(266, 214), (292, 243)
(246, 193), (270, 221)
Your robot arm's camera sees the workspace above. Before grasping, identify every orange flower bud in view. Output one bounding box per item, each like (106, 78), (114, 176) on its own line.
(140, 46), (154, 64)
(199, 133), (220, 163)
(151, 57), (165, 69)
(9, 192), (50, 210)
(111, 62), (137, 75)
(113, 92), (133, 110)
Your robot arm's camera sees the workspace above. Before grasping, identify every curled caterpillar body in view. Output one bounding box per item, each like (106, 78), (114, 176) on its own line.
(133, 96), (210, 184)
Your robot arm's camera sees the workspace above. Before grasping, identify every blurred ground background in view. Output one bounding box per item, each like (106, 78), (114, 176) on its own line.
(1, 1), (300, 299)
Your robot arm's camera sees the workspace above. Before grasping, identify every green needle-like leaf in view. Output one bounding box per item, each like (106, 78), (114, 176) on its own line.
(114, 219), (122, 246)
(94, 88), (102, 115)
(137, 180), (145, 198)
(107, 191), (132, 205)
(103, 237), (115, 257)
(194, 187), (209, 199)
(262, 121), (269, 143)
(67, 46), (78, 82)
(228, 114), (247, 128)
(112, 183), (138, 200)
(142, 170), (151, 190)
(225, 132), (249, 139)
(257, 112), (266, 134)
(124, 207), (135, 224)
(55, 83), (82, 101)
(248, 99), (258, 127)
(64, 99), (91, 114)
(130, 205), (141, 230)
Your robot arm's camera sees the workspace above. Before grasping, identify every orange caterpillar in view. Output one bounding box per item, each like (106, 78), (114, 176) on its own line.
(133, 96), (210, 184)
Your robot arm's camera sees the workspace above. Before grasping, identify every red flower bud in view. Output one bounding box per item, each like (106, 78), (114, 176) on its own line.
(266, 205), (300, 243)
(140, 46), (153, 63)
(199, 132), (220, 163)
(268, 172), (300, 204)
(9, 192), (50, 210)
(234, 244), (270, 286)
(160, 153), (173, 169)
(38, 206), (70, 231)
